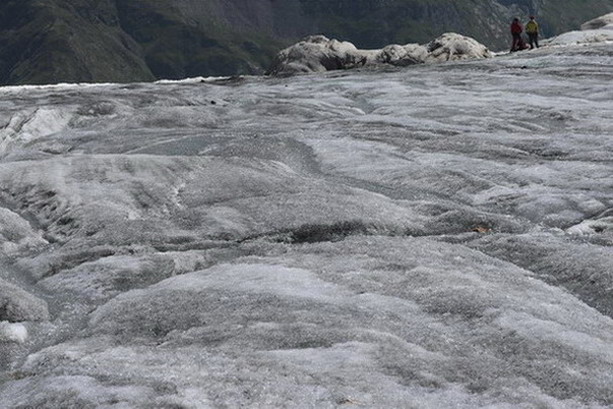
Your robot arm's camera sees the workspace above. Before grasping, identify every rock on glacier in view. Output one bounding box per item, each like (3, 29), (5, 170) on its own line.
(268, 33), (491, 75)
(425, 33), (493, 62)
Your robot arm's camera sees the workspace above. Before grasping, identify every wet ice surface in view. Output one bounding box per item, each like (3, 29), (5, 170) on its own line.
(0, 43), (612, 408)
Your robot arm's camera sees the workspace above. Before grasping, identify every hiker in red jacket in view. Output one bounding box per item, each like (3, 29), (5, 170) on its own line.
(510, 18), (524, 52)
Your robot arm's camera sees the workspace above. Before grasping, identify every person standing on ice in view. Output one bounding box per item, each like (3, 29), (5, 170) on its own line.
(510, 18), (524, 52)
(525, 16), (540, 49)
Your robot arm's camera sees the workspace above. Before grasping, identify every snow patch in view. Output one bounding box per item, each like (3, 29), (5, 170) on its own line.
(155, 76), (235, 84)
(0, 321), (28, 343)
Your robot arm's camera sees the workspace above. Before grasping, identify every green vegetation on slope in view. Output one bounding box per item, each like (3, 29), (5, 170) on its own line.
(0, 0), (154, 85)
(115, 0), (285, 79)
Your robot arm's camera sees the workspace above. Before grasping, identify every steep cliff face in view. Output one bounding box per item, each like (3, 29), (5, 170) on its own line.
(0, 0), (611, 85)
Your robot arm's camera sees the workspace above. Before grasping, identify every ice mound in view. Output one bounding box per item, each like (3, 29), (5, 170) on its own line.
(548, 13), (613, 46)
(567, 211), (613, 236)
(581, 12), (613, 30)
(8, 237), (613, 408)
(548, 28), (613, 46)
(0, 108), (73, 157)
(0, 208), (47, 255)
(268, 33), (491, 75)
(0, 278), (49, 322)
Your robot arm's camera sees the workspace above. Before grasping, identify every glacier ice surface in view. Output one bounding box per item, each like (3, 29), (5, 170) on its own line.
(0, 40), (612, 408)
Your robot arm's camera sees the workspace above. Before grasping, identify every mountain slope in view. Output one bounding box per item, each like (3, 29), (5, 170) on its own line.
(0, 0), (611, 85)
(0, 0), (154, 85)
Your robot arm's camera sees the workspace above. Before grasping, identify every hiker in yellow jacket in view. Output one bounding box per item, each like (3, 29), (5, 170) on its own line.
(525, 16), (539, 49)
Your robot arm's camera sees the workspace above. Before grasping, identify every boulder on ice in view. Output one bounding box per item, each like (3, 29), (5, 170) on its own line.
(268, 33), (491, 76)
(376, 44), (429, 66)
(267, 35), (373, 76)
(425, 33), (493, 62)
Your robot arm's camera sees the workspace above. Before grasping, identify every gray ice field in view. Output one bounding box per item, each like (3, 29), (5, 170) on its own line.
(0, 40), (612, 408)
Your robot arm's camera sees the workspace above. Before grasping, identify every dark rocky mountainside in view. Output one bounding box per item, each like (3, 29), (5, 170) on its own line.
(1, 0), (612, 85)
